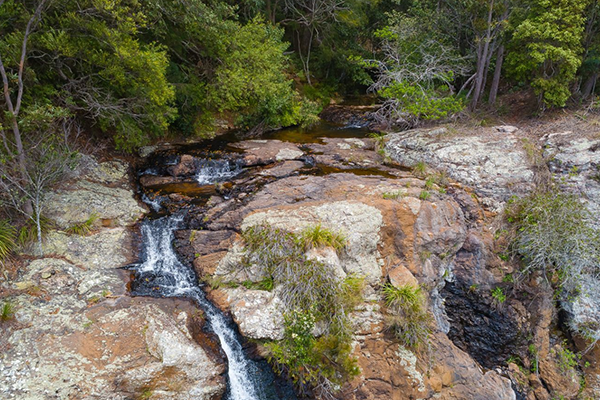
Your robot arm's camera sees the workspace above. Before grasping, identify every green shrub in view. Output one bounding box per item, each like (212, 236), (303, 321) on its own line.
(554, 341), (581, 374)
(266, 309), (360, 397)
(382, 283), (432, 349)
(491, 287), (507, 303)
(0, 219), (16, 263)
(506, 191), (600, 295)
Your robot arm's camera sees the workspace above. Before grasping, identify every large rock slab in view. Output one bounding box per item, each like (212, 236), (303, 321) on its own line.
(385, 127), (535, 208)
(241, 200), (384, 285)
(45, 180), (145, 229)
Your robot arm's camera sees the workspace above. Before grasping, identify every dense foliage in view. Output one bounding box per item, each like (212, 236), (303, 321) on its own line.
(2, 0), (600, 152)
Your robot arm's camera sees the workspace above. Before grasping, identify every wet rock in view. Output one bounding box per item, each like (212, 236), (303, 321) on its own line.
(168, 154), (197, 177)
(385, 127), (535, 208)
(258, 160), (305, 178)
(140, 175), (181, 188)
(230, 140), (304, 166)
(442, 282), (525, 369)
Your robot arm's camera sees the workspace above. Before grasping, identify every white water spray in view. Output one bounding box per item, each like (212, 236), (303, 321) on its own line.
(196, 159), (241, 185)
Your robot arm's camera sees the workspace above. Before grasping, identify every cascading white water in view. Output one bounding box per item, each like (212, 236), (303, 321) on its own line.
(196, 159), (241, 185)
(131, 216), (263, 400)
(141, 193), (162, 212)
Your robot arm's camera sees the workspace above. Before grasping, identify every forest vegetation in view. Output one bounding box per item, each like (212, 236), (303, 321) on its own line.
(1, 0), (600, 249)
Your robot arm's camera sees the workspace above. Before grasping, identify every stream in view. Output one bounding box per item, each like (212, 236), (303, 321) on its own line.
(127, 121), (376, 399)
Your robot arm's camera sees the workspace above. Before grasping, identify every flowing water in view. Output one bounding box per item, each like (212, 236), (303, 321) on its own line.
(133, 160), (296, 400)
(195, 159), (242, 185)
(131, 120), (380, 399)
(128, 216), (266, 400)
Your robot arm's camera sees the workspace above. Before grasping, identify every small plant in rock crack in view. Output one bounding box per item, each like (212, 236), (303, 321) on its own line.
(66, 213), (99, 236)
(412, 161), (427, 177)
(419, 190), (431, 200)
(1, 301), (15, 322)
(382, 190), (406, 199)
(491, 287), (506, 304)
(553, 341), (581, 375)
(382, 283), (432, 349)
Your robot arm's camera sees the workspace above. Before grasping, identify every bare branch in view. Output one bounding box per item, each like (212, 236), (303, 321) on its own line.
(15, 0), (50, 115)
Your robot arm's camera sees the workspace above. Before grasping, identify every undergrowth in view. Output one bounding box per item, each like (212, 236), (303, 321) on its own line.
(17, 214), (53, 247)
(240, 223), (362, 397)
(0, 219), (16, 263)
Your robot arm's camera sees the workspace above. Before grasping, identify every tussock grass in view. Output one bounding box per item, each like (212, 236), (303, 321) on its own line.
(382, 283), (432, 349)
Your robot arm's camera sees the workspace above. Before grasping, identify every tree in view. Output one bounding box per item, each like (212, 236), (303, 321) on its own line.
(506, 0), (589, 107)
(362, 15), (468, 128)
(281, 0), (348, 85)
(0, 0), (48, 214)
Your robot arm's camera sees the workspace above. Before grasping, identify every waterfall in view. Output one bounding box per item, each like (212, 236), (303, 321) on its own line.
(129, 216), (264, 400)
(196, 159), (241, 185)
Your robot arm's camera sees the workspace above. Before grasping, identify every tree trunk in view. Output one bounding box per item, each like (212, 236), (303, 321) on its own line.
(470, 0), (495, 111)
(582, 72), (598, 99)
(489, 45), (505, 105)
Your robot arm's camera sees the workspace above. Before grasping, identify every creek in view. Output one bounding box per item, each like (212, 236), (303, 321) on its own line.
(127, 121), (374, 399)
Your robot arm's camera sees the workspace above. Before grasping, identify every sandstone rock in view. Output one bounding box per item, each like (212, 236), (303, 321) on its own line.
(539, 343), (581, 398)
(388, 264), (418, 288)
(385, 127), (535, 208)
(225, 288), (285, 340)
(45, 180), (145, 229)
(230, 140), (304, 166)
(258, 160), (305, 178)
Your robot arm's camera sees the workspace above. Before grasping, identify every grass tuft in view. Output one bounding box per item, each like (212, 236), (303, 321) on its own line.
(1, 301), (15, 322)
(298, 224), (346, 252)
(65, 213), (99, 236)
(382, 283), (432, 349)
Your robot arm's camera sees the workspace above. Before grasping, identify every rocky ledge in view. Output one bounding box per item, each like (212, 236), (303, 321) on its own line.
(0, 159), (226, 400)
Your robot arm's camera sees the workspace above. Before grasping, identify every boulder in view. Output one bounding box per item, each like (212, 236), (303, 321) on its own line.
(225, 288), (285, 340)
(230, 140), (304, 166)
(168, 154), (197, 177)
